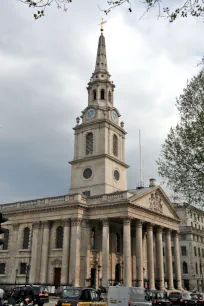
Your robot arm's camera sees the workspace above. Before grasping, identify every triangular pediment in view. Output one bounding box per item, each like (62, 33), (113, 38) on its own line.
(128, 186), (180, 221)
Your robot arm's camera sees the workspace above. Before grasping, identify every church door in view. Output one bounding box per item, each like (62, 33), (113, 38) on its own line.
(115, 264), (120, 283)
(91, 268), (96, 287)
(54, 268), (61, 286)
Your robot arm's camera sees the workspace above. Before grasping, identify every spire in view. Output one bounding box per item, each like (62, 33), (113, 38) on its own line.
(95, 31), (108, 73)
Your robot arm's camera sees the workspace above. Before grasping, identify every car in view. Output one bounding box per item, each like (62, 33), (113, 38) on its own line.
(8, 285), (49, 306)
(192, 293), (204, 306)
(168, 292), (197, 306)
(55, 287), (106, 306)
(108, 286), (152, 306)
(148, 290), (170, 306)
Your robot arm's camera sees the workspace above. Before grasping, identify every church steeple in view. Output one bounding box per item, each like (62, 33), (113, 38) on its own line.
(69, 30), (129, 197)
(94, 32), (108, 73)
(87, 30), (115, 108)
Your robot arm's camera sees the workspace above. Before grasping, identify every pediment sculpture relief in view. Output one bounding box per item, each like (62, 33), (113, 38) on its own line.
(149, 191), (163, 214)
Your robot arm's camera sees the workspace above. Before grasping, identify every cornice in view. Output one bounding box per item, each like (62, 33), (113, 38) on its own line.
(3, 202), (88, 216)
(73, 118), (126, 135)
(69, 153), (129, 168)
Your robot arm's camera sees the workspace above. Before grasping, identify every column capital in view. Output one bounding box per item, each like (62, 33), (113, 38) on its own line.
(101, 219), (109, 227)
(81, 219), (91, 228)
(156, 226), (164, 233)
(62, 218), (70, 227)
(146, 223), (154, 231)
(42, 221), (50, 229)
(135, 220), (143, 228)
(12, 223), (19, 231)
(71, 217), (82, 226)
(122, 217), (132, 225)
(165, 228), (172, 236)
(32, 221), (40, 229)
(172, 230), (180, 237)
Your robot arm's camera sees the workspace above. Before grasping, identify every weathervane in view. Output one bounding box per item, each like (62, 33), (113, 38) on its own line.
(98, 18), (107, 32)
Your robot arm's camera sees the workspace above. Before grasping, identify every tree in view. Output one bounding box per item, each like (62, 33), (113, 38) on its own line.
(19, 0), (204, 21)
(157, 69), (204, 206)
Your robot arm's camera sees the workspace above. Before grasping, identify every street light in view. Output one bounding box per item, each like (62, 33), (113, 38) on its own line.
(98, 265), (101, 288)
(15, 269), (18, 287)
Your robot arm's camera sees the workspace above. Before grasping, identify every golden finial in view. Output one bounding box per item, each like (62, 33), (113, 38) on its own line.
(98, 18), (107, 32)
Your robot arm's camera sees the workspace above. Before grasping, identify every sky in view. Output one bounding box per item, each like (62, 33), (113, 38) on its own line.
(0, 0), (203, 204)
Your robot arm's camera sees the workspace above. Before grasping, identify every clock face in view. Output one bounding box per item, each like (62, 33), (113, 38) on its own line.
(86, 108), (96, 120)
(112, 110), (118, 121)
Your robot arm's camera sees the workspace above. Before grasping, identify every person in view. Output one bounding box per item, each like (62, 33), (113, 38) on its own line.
(0, 289), (5, 306)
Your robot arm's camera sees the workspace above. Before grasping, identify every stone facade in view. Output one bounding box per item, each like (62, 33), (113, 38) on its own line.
(175, 203), (204, 291)
(0, 30), (182, 290)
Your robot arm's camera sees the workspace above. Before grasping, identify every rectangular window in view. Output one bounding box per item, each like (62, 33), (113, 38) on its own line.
(194, 246), (197, 256)
(181, 246), (187, 256)
(202, 249), (204, 257)
(180, 234), (186, 241)
(0, 263), (5, 274)
(20, 263), (27, 274)
(198, 248), (201, 257)
(163, 247), (165, 256)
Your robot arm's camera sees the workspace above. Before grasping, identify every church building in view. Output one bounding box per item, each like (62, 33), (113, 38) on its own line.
(0, 29), (182, 290)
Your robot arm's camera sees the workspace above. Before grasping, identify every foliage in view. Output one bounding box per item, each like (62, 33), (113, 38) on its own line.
(157, 69), (204, 206)
(18, 0), (204, 21)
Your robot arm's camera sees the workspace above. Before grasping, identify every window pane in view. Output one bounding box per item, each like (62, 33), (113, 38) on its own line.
(23, 228), (30, 249)
(113, 135), (118, 157)
(3, 229), (9, 250)
(56, 226), (63, 248)
(86, 133), (93, 155)
(0, 263), (5, 274)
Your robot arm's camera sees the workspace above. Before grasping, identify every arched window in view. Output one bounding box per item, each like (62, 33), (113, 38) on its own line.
(3, 229), (9, 250)
(23, 227), (30, 249)
(93, 90), (97, 100)
(108, 91), (112, 103)
(113, 134), (118, 157)
(86, 132), (93, 155)
(91, 228), (96, 249)
(100, 89), (105, 100)
(56, 226), (63, 249)
(116, 233), (120, 253)
(183, 262), (188, 274)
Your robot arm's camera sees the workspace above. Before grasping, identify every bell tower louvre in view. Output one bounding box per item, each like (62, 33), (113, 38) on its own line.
(69, 29), (129, 196)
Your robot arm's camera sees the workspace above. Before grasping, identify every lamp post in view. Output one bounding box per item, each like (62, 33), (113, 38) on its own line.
(98, 265), (101, 288)
(14, 269), (18, 287)
(26, 264), (30, 284)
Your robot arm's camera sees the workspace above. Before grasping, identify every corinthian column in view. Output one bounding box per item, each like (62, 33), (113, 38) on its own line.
(156, 226), (164, 290)
(147, 223), (155, 289)
(102, 219), (109, 287)
(136, 220), (143, 287)
(61, 219), (70, 285)
(40, 221), (50, 284)
(123, 217), (132, 287)
(69, 218), (81, 287)
(173, 231), (182, 290)
(165, 229), (174, 290)
(30, 222), (40, 283)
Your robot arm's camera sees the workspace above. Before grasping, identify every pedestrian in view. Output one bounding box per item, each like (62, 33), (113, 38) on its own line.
(0, 288), (5, 306)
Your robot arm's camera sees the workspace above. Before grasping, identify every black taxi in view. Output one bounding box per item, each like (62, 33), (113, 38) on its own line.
(55, 287), (107, 306)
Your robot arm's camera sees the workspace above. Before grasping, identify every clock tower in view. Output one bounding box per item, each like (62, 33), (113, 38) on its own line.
(69, 30), (129, 196)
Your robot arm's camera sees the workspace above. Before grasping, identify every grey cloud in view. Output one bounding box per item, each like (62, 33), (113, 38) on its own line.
(0, 0), (203, 203)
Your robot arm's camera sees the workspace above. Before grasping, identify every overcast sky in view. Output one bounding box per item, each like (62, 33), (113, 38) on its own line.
(0, 0), (203, 204)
